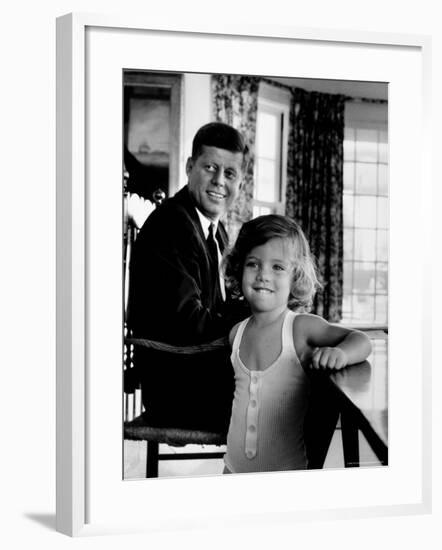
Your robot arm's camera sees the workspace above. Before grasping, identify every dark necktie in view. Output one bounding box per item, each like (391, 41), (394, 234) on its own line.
(207, 223), (221, 300)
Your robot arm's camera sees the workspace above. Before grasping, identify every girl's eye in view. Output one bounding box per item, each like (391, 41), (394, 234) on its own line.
(245, 261), (258, 268)
(273, 264), (285, 271)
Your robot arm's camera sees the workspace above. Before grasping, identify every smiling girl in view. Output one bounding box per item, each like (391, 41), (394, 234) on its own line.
(222, 214), (371, 473)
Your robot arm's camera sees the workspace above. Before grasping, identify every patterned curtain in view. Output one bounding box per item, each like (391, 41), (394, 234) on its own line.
(212, 74), (259, 242)
(286, 88), (346, 322)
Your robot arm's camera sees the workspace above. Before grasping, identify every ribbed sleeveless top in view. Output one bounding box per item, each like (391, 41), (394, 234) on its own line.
(224, 310), (310, 473)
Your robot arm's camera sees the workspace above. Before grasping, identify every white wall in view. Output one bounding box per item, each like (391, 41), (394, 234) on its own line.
(179, 73), (212, 190)
(1, 1), (441, 549)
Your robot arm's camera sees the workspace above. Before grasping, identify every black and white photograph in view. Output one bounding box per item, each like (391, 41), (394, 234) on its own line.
(3, 0), (439, 545)
(122, 70), (389, 479)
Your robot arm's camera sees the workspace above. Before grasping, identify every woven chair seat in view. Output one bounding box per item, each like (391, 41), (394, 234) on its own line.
(124, 414), (227, 447)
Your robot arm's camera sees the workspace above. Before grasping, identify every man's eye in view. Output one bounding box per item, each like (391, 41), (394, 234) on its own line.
(205, 165), (216, 172)
(225, 170), (236, 180)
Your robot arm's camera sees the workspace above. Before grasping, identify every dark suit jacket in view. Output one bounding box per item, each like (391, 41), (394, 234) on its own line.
(128, 186), (242, 431)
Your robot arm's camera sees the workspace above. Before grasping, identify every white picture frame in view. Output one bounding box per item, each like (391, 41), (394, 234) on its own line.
(56, 12), (432, 537)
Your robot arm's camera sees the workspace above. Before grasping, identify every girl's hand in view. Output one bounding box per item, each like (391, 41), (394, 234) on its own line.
(311, 346), (348, 370)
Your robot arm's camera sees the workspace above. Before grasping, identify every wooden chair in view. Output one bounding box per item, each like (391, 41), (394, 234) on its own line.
(123, 336), (229, 478)
(124, 414), (226, 477)
(123, 188), (230, 477)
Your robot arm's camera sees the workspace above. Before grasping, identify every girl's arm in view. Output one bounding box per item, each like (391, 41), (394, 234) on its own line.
(295, 314), (372, 370)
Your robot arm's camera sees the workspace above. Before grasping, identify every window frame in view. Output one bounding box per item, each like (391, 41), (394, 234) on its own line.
(342, 101), (389, 329)
(253, 83), (290, 216)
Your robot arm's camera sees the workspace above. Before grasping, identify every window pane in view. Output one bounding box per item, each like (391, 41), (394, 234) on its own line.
(354, 229), (376, 261)
(253, 205), (272, 218)
(256, 112), (278, 159)
(377, 197), (389, 229)
(343, 195), (354, 227)
(343, 229), (354, 260)
(353, 262), (376, 293)
(343, 260), (353, 294)
(375, 295), (388, 324)
(376, 262), (388, 293)
(355, 129), (378, 162)
(352, 294), (375, 323)
(342, 115), (388, 325)
(128, 98), (171, 154)
(354, 196), (377, 228)
(256, 158), (277, 202)
(341, 295), (352, 321)
(378, 130), (388, 163)
(377, 230), (388, 262)
(355, 162), (377, 195)
(378, 164), (388, 196)
(343, 162), (355, 194)
(344, 128), (355, 161)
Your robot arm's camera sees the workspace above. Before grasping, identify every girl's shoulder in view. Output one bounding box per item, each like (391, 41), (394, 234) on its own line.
(292, 311), (326, 332)
(291, 312), (329, 364)
(229, 319), (245, 347)
(292, 312), (330, 346)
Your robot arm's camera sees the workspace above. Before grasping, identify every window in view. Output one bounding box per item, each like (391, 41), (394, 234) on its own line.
(123, 71), (182, 197)
(342, 102), (388, 326)
(253, 83), (290, 217)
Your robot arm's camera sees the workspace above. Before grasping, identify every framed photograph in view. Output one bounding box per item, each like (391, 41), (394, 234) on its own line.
(56, 13), (431, 536)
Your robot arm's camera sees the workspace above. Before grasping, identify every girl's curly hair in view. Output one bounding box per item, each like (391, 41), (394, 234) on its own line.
(223, 214), (321, 311)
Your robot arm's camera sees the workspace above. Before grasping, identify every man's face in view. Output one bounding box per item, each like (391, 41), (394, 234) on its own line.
(186, 145), (244, 221)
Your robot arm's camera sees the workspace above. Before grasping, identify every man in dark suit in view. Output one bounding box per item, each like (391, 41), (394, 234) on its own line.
(128, 122), (248, 431)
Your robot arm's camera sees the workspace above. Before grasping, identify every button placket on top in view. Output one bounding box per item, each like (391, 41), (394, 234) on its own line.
(245, 372), (260, 459)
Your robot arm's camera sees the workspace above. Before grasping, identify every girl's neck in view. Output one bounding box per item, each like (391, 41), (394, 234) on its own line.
(250, 306), (289, 329)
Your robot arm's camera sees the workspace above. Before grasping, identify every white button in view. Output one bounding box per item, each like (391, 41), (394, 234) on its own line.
(250, 399), (257, 408)
(246, 450), (254, 459)
(248, 425), (256, 433)
(251, 375), (258, 384)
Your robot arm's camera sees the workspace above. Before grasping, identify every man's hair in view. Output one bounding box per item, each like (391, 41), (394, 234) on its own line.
(223, 214), (321, 311)
(191, 122), (249, 161)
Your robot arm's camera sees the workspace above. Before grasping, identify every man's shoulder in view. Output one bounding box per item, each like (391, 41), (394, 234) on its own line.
(140, 188), (192, 227)
(136, 187), (203, 249)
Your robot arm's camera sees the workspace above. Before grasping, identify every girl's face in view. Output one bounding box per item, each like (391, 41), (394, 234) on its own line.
(241, 237), (296, 315)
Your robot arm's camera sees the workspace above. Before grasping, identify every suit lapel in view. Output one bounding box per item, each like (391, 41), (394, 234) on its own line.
(173, 186), (206, 242)
(173, 186), (229, 306)
(215, 223), (228, 254)
(173, 187), (219, 302)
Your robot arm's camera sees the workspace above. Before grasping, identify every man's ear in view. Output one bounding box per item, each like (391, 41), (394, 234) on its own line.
(185, 156), (193, 177)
